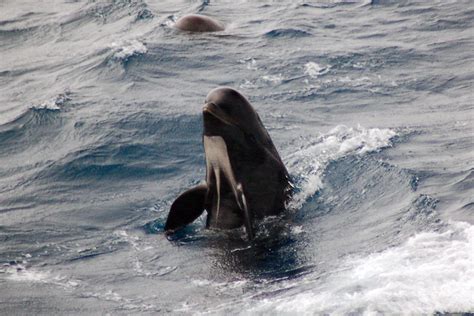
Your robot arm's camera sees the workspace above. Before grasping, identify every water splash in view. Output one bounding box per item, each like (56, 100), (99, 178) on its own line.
(285, 125), (397, 209)
(304, 62), (330, 78)
(250, 221), (474, 314)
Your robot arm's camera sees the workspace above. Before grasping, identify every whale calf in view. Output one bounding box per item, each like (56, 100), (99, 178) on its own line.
(175, 14), (224, 32)
(165, 87), (291, 240)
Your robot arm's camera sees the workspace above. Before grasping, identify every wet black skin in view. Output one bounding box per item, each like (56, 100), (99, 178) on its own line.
(164, 87), (291, 240)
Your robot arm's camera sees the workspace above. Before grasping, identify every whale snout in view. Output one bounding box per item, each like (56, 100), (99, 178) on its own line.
(202, 102), (216, 113)
(203, 102), (234, 127)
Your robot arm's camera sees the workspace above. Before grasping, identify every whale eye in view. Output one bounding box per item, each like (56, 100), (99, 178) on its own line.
(219, 102), (233, 114)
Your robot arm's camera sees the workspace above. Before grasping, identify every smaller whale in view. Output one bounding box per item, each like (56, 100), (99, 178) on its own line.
(165, 87), (292, 240)
(175, 14), (224, 32)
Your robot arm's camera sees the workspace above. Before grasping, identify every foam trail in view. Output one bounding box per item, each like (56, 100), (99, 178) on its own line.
(251, 221), (474, 314)
(285, 125), (396, 209)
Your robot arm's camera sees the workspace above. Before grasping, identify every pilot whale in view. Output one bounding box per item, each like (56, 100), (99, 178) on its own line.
(175, 14), (224, 32)
(165, 87), (291, 239)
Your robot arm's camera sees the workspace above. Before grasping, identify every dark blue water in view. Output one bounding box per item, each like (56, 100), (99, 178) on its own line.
(1, 1), (473, 314)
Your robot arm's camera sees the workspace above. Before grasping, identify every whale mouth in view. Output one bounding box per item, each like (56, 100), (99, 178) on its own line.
(203, 102), (235, 126)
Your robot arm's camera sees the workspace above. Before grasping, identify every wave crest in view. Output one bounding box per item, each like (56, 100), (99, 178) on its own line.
(285, 125), (397, 209)
(110, 39), (147, 61)
(264, 28), (311, 38)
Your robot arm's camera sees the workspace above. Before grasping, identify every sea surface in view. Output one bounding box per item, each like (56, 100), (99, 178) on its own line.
(0, 0), (473, 314)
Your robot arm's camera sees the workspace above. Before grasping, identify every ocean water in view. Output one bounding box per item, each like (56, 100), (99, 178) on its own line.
(0, 0), (473, 314)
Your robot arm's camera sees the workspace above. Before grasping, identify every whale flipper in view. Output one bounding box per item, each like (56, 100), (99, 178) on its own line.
(164, 183), (208, 234)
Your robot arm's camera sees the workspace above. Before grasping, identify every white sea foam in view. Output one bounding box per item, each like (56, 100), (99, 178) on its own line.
(84, 289), (124, 302)
(32, 100), (60, 110)
(239, 57), (258, 70)
(291, 225), (305, 235)
(115, 229), (140, 249)
(262, 74), (284, 84)
(192, 278), (248, 291)
(82, 288), (159, 311)
(285, 125), (396, 209)
(239, 79), (257, 89)
(114, 230), (176, 277)
(30, 93), (70, 111)
(250, 221), (474, 315)
(304, 62), (330, 78)
(2, 263), (80, 288)
(2, 260), (155, 311)
(111, 39), (147, 60)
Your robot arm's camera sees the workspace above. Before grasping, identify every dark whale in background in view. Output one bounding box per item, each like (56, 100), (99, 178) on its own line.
(165, 87), (292, 240)
(175, 14), (224, 32)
